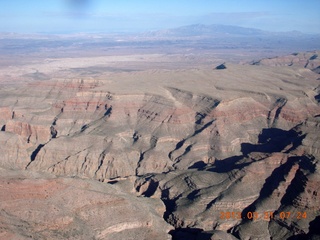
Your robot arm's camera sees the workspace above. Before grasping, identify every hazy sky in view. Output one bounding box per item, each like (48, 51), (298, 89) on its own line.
(0, 0), (319, 33)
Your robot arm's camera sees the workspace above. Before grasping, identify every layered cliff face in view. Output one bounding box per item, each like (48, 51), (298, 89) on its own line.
(0, 52), (320, 239)
(1, 65), (319, 178)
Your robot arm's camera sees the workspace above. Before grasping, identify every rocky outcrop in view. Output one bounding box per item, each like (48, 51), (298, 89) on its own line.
(5, 120), (54, 143)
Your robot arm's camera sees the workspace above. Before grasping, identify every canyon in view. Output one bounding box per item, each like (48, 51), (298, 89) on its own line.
(0, 27), (320, 239)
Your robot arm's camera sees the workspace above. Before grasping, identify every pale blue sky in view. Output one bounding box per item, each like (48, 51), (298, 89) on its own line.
(0, 0), (319, 33)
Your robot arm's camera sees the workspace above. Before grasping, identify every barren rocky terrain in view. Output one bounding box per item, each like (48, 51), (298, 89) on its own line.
(0, 27), (320, 239)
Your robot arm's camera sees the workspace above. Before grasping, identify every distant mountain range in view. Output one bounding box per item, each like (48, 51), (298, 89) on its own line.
(144, 24), (311, 38)
(0, 24), (318, 40)
(146, 24), (266, 37)
(1, 24), (319, 58)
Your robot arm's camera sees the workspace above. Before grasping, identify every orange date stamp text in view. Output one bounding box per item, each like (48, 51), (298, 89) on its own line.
(219, 211), (307, 221)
